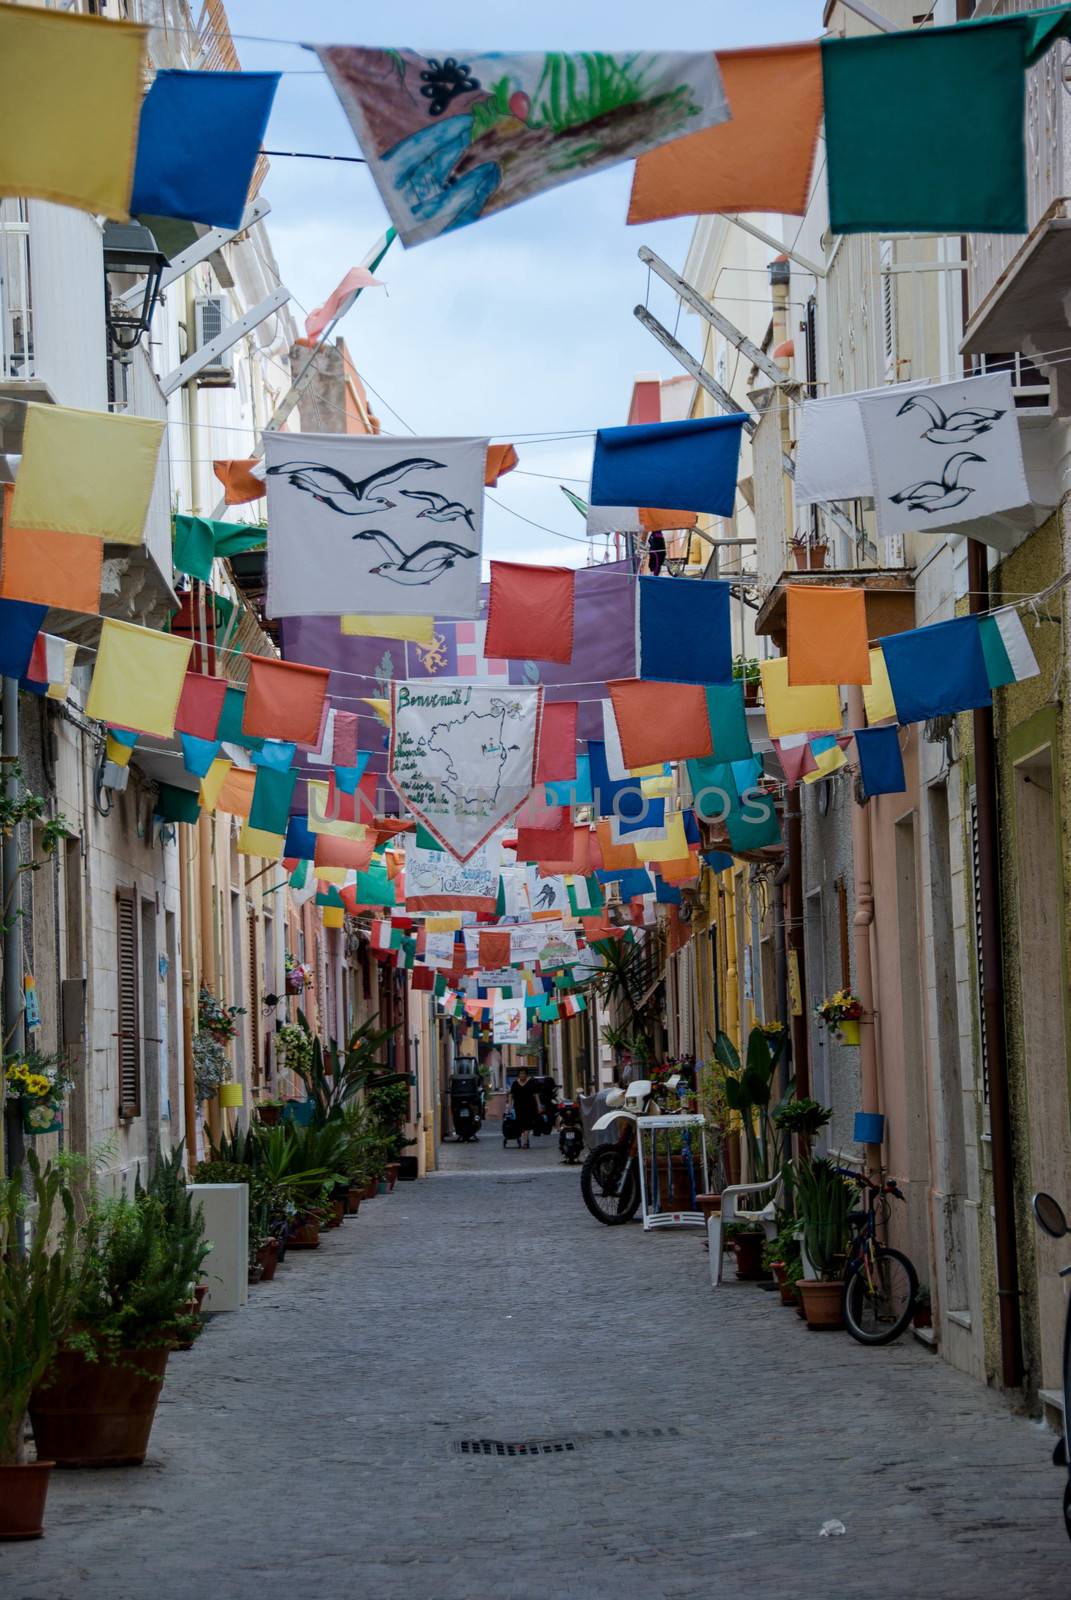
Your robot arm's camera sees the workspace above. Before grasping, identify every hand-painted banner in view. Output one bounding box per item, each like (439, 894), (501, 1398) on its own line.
(390, 682), (543, 861)
(316, 47), (728, 247)
(493, 998), (528, 1044)
(264, 431), (486, 618)
(402, 829), (503, 910)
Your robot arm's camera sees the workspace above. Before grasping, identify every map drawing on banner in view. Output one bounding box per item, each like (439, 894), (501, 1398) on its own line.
(316, 48), (729, 247)
(493, 998), (527, 1045)
(264, 431), (487, 619)
(390, 682), (543, 861)
(402, 830), (502, 910)
(859, 372), (1029, 540)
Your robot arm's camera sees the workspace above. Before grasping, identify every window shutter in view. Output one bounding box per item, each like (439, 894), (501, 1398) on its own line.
(116, 887), (141, 1118)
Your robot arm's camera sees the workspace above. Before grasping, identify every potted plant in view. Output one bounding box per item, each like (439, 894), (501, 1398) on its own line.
(913, 1284), (933, 1330)
(29, 1154), (208, 1468)
(724, 1219), (768, 1280)
(815, 990), (863, 1045)
(284, 953), (314, 995)
(0, 1155), (81, 1539)
(772, 1097), (833, 1161)
(762, 1225), (803, 1307)
(790, 530), (828, 572)
(254, 1096), (285, 1127)
(4, 1052), (71, 1137)
(794, 1158), (855, 1329)
(731, 653), (762, 707)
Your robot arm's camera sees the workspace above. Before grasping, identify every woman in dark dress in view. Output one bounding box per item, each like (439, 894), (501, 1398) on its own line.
(509, 1067), (542, 1150)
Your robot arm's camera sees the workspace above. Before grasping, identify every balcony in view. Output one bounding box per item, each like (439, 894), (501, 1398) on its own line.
(961, 2), (1071, 407)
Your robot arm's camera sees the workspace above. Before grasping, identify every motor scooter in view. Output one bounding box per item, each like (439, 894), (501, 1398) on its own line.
(557, 1099), (583, 1164)
(1032, 1190), (1071, 1542)
(449, 1073), (483, 1142)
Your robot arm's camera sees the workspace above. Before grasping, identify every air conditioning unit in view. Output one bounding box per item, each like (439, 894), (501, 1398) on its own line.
(193, 294), (234, 387)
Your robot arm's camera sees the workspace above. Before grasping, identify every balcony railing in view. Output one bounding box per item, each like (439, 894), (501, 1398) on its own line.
(968, 0), (1071, 317)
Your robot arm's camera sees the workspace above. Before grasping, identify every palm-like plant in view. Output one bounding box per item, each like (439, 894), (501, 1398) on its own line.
(590, 938), (656, 1056)
(794, 1157), (856, 1280)
(0, 1155), (82, 1463)
(713, 1026), (792, 1183)
(290, 1011), (402, 1123)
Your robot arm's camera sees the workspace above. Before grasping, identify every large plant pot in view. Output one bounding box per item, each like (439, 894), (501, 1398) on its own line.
(255, 1105), (282, 1126)
(0, 1460), (54, 1540)
(347, 1187), (362, 1216)
(771, 1261), (797, 1307)
(694, 1193), (721, 1225)
(798, 1279), (845, 1330)
(362, 1178), (378, 1201)
(288, 1217), (320, 1249)
(329, 1197), (345, 1227)
(792, 544), (828, 571)
(385, 1163), (400, 1192)
(256, 1238), (278, 1282)
(732, 1231), (769, 1281)
(30, 1347), (169, 1467)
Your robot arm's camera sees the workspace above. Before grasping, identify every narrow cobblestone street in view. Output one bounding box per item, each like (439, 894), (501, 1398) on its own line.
(5, 1126), (1068, 1600)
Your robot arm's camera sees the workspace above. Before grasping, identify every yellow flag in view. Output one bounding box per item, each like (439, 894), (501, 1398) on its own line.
(0, 6), (146, 220)
(313, 865), (347, 885)
(341, 614), (435, 644)
(307, 779), (366, 840)
(238, 823), (285, 860)
(633, 811), (688, 863)
(759, 657), (841, 740)
(322, 905), (345, 929)
(863, 646), (897, 725)
(105, 733), (135, 768)
(11, 405), (165, 545)
(362, 697), (391, 726)
(425, 914), (461, 932)
(803, 743), (848, 784)
(640, 773), (674, 797)
(86, 619), (192, 738)
(199, 758), (233, 813)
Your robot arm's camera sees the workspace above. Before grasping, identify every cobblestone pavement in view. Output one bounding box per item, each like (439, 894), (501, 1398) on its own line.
(5, 1122), (1068, 1599)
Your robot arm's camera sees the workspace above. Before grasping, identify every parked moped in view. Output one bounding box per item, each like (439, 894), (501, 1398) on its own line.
(1032, 1190), (1071, 1542)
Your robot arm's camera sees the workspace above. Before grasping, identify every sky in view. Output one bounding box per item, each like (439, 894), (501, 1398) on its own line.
(226, 2), (823, 570)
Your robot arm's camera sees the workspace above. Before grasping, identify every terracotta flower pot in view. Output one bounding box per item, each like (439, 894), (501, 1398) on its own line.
(329, 1197), (345, 1226)
(792, 544), (828, 572)
(732, 1231), (768, 1281)
(30, 1346), (169, 1467)
(385, 1163), (400, 1192)
(771, 1262), (798, 1307)
(347, 1187), (362, 1216)
(363, 1178), (378, 1201)
(288, 1216), (320, 1249)
(0, 1460), (54, 1540)
(798, 1279), (845, 1330)
(255, 1105), (282, 1126)
(256, 1238), (278, 1282)
(694, 1193), (721, 1225)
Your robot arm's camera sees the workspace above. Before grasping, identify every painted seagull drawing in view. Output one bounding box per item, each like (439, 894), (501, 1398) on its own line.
(896, 393), (1005, 444)
(266, 457), (446, 515)
(399, 489), (476, 529)
(351, 528), (478, 586)
(888, 451), (985, 515)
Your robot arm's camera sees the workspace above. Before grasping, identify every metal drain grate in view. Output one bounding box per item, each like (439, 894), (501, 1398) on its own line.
(453, 1425), (680, 1459)
(455, 1438), (578, 1457)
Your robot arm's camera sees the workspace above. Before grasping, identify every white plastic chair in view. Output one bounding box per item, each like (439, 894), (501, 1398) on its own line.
(708, 1171), (783, 1289)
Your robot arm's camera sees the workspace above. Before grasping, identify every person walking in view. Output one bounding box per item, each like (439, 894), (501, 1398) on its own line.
(508, 1066), (542, 1150)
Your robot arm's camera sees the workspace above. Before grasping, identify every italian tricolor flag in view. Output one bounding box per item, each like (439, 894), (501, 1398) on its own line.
(980, 608), (1040, 688)
(370, 920), (395, 951)
(562, 994), (587, 1017)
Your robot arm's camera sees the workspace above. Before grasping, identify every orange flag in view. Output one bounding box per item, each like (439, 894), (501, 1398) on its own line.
(485, 444), (519, 486)
(607, 680), (713, 769)
(628, 43), (824, 223)
(0, 485), (102, 612)
(212, 459), (265, 506)
(786, 585), (871, 686)
(639, 507), (698, 533)
(216, 767), (256, 818)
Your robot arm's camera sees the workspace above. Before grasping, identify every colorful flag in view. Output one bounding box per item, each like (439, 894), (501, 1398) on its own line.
(855, 726), (907, 798)
(786, 585), (871, 687)
(880, 616), (992, 725)
(758, 657), (841, 740)
(316, 47), (729, 247)
(979, 607), (1040, 688)
(11, 404), (164, 546)
(303, 265), (385, 343)
(484, 561), (575, 664)
(263, 431), (487, 619)
(0, 487), (102, 613)
(591, 416), (746, 518)
(636, 576), (732, 685)
(607, 680), (712, 768)
(86, 619), (192, 738)
(0, 4), (146, 220)
(244, 657), (331, 746)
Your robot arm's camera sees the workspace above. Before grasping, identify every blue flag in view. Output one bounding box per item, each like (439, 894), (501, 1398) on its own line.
(590, 415), (747, 517)
(637, 576), (732, 684)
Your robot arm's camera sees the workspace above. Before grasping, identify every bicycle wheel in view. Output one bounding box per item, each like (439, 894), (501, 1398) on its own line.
(844, 1246), (918, 1345)
(580, 1146), (640, 1225)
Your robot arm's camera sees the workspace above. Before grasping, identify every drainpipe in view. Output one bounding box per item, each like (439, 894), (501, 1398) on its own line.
(197, 812), (220, 1147)
(2, 676), (24, 1179)
(846, 684), (882, 1183)
(967, 536), (1024, 1390)
(772, 860), (790, 1098)
(178, 824), (198, 1173)
(784, 785), (811, 1100)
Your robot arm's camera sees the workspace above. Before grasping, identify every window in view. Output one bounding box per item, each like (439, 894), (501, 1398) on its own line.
(116, 887), (141, 1117)
(0, 198), (32, 380)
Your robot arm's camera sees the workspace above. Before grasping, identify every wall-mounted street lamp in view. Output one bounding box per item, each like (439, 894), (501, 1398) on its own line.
(102, 221), (167, 360)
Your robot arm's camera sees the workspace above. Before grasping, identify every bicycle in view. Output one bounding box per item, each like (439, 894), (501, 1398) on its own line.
(835, 1166), (919, 1345)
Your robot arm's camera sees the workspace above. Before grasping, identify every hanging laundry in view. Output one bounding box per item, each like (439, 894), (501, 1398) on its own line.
(855, 726), (907, 798)
(316, 47), (728, 247)
(0, 4), (146, 220)
(607, 680), (712, 768)
(389, 682), (542, 861)
(130, 70), (279, 229)
(786, 585), (871, 686)
(11, 404), (164, 545)
(758, 657), (842, 740)
(0, 488), (102, 613)
(590, 415), (747, 518)
(629, 41), (824, 222)
(879, 615), (992, 724)
(822, 15), (1071, 236)
(263, 431), (487, 619)
(979, 607), (1041, 688)
(484, 561), (575, 664)
(213, 459), (265, 506)
(86, 619), (192, 738)
(636, 576), (732, 684)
